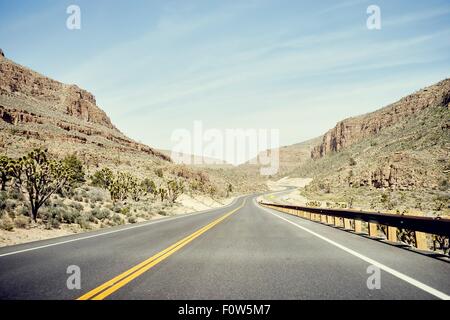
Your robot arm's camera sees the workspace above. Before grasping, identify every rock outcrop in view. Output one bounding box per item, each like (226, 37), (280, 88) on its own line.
(0, 54), (171, 162)
(348, 153), (432, 191)
(311, 79), (450, 159)
(0, 56), (116, 129)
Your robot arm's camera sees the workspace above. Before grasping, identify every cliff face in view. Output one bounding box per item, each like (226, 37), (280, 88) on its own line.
(0, 50), (170, 163)
(0, 54), (115, 130)
(311, 79), (450, 159)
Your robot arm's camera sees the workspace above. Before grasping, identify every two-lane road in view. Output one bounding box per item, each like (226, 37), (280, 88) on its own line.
(0, 195), (449, 300)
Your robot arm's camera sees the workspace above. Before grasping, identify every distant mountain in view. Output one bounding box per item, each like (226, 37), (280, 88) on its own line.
(157, 149), (234, 168)
(237, 137), (322, 178)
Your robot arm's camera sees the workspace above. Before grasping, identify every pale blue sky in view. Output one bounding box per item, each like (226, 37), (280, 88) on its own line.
(1, 0), (449, 161)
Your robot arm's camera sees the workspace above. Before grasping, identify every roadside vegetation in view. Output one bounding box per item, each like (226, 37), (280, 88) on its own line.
(0, 148), (235, 234)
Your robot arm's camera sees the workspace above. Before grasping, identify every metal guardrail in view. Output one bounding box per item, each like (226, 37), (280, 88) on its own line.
(259, 202), (450, 251)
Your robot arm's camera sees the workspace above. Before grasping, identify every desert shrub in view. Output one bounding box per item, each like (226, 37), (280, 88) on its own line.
(69, 202), (84, 211)
(0, 191), (7, 206)
(4, 199), (18, 212)
(51, 198), (67, 209)
(61, 209), (81, 224)
(91, 208), (111, 220)
(42, 207), (63, 229)
(45, 218), (60, 229)
(80, 189), (88, 197)
(85, 212), (96, 223)
(8, 189), (24, 201)
(438, 179), (448, 191)
(0, 215), (14, 231)
(14, 215), (30, 229)
(111, 214), (124, 225)
(154, 168), (164, 178)
(112, 204), (122, 213)
(128, 216), (137, 224)
(76, 217), (91, 230)
(16, 204), (29, 216)
(73, 194), (83, 202)
(87, 188), (108, 203)
(120, 206), (131, 216)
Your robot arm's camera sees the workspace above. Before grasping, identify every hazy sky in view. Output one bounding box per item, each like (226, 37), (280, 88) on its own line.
(1, 0), (449, 163)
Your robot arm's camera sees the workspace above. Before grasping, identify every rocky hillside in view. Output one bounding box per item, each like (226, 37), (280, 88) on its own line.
(0, 50), (264, 196)
(312, 79), (450, 159)
(289, 79), (450, 213)
(0, 50), (170, 164)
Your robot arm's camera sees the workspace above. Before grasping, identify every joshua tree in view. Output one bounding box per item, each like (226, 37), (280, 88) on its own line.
(167, 180), (184, 203)
(141, 178), (157, 198)
(14, 149), (85, 221)
(0, 155), (11, 191)
(226, 183), (233, 197)
(91, 168), (114, 189)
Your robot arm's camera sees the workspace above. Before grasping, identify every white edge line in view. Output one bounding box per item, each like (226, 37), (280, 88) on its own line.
(0, 197), (243, 258)
(256, 200), (450, 300)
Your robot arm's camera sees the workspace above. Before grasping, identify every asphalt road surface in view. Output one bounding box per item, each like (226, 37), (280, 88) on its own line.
(0, 194), (449, 300)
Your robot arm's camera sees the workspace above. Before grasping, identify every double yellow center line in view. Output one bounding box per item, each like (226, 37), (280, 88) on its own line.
(77, 198), (246, 300)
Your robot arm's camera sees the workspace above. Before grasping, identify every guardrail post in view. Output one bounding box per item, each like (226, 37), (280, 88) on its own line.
(368, 223), (378, 237)
(344, 218), (351, 230)
(415, 232), (428, 250)
(354, 220), (362, 233)
(387, 226), (397, 242)
(321, 215), (327, 223)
